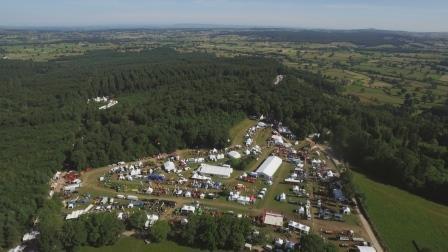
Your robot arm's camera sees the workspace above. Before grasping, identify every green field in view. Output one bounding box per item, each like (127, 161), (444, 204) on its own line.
(78, 236), (202, 252)
(228, 118), (256, 146)
(353, 172), (448, 252)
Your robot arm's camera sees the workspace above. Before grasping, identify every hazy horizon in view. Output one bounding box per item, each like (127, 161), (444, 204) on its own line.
(1, 0), (448, 33)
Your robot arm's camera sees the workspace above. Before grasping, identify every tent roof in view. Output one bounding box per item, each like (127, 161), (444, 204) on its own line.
(228, 151), (241, 159)
(356, 246), (376, 252)
(256, 156), (283, 178)
(198, 164), (233, 177)
(164, 161), (175, 171)
(263, 212), (284, 227)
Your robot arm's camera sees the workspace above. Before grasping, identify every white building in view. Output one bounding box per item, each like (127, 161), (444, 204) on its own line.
(198, 163), (233, 178)
(256, 156), (283, 179)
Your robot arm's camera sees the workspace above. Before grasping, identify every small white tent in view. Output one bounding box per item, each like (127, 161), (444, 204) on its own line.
(228, 151), (241, 159)
(164, 161), (175, 172)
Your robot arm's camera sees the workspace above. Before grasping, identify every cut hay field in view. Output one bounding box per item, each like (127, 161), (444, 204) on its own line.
(353, 172), (448, 252)
(344, 84), (403, 105)
(78, 236), (202, 252)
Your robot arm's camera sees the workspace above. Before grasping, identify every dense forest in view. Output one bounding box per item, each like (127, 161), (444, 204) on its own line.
(0, 48), (447, 249)
(220, 29), (438, 46)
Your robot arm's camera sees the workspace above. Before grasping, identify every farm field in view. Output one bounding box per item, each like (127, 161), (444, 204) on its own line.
(2, 42), (116, 61)
(353, 172), (448, 252)
(2, 29), (447, 108)
(78, 236), (202, 252)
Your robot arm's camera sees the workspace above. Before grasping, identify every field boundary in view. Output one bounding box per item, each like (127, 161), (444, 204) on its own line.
(355, 195), (389, 252)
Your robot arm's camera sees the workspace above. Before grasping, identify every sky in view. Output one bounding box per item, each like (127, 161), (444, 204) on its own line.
(1, 0), (448, 32)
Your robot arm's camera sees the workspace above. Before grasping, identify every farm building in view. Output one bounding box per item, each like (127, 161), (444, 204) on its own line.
(227, 151), (241, 159)
(164, 161), (175, 172)
(198, 163), (233, 178)
(263, 212), (284, 227)
(256, 156), (283, 179)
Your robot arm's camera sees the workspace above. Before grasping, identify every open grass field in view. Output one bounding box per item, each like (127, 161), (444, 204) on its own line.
(353, 172), (448, 252)
(78, 236), (202, 252)
(228, 118), (256, 146)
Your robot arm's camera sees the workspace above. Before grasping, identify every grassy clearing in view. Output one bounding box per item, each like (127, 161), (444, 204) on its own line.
(440, 75), (448, 82)
(77, 236), (202, 252)
(344, 84), (403, 105)
(254, 128), (272, 146)
(353, 172), (448, 252)
(228, 118), (256, 146)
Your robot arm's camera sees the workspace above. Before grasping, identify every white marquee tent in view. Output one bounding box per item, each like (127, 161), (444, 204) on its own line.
(256, 156), (283, 179)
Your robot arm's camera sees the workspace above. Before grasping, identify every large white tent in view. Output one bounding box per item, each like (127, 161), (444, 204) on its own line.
(198, 164), (233, 178)
(256, 156), (282, 179)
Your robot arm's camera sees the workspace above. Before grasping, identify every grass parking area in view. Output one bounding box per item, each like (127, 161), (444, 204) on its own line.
(228, 118), (257, 146)
(353, 172), (448, 252)
(256, 162), (303, 216)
